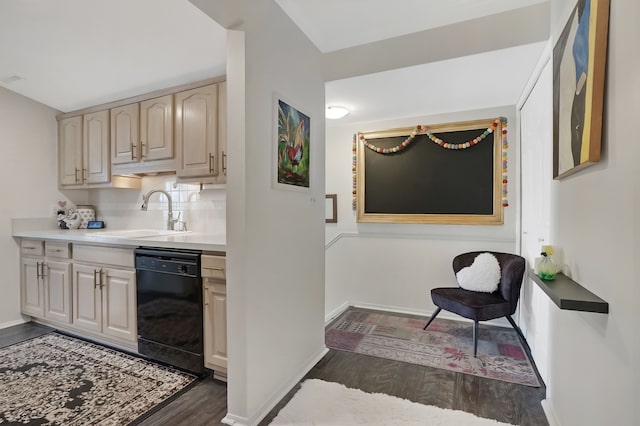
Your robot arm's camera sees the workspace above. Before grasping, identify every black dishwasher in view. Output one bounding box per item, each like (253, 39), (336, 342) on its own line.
(135, 247), (204, 374)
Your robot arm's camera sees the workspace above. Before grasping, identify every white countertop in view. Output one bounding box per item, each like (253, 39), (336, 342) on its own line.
(12, 227), (226, 253)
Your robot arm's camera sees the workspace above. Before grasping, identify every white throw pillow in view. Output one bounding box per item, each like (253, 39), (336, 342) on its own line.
(456, 253), (501, 293)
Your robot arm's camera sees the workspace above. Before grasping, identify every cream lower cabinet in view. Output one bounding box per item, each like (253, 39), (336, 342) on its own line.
(202, 254), (227, 375)
(20, 240), (72, 324)
(73, 245), (137, 343)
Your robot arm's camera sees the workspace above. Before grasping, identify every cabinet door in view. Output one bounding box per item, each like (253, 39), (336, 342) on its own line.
(175, 84), (218, 178)
(203, 277), (227, 372)
(101, 268), (137, 342)
(58, 116), (83, 185)
(141, 95), (174, 161)
(73, 263), (102, 333)
(21, 257), (44, 317)
(83, 110), (110, 184)
(111, 103), (140, 165)
(43, 261), (72, 324)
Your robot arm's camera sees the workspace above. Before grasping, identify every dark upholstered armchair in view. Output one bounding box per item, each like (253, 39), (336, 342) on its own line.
(423, 251), (526, 357)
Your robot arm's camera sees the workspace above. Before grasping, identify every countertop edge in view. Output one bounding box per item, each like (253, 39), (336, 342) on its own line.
(13, 229), (227, 253)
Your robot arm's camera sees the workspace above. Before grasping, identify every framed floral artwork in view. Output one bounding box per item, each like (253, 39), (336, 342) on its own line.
(274, 96), (310, 189)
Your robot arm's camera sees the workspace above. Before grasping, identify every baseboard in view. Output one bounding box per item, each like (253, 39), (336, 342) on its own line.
(325, 301), (350, 325)
(227, 346), (329, 426)
(0, 318), (28, 330)
(344, 301), (512, 329)
(221, 413), (248, 426)
(351, 301), (432, 318)
(541, 399), (561, 426)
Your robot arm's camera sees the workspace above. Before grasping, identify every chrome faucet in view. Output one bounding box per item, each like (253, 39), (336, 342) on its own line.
(141, 189), (178, 231)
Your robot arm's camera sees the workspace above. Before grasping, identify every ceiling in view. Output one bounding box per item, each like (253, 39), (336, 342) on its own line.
(0, 0), (549, 120)
(274, 0), (547, 53)
(0, 0), (227, 112)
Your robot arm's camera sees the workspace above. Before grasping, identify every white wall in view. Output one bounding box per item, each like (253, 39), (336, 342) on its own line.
(0, 87), (71, 327)
(521, 1), (640, 424)
(325, 106), (518, 320)
(223, 2), (327, 425)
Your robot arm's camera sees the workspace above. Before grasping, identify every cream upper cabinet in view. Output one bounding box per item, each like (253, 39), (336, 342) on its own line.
(175, 84), (219, 178)
(111, 103), (140, 165)
(111, 95), (175, 175)
(83, 110), (111, 184)
(140, 95), (174, 161)
(59, 111), (110, 186)
(59, 116), (83, 185)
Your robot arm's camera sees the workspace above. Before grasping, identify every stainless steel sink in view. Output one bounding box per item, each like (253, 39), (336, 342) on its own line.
(90, 229), (191, 239)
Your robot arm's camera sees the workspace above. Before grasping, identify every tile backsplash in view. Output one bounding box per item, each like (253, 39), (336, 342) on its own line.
(85, 176), (226, 234)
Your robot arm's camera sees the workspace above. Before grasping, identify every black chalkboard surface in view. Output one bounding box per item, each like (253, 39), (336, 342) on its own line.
(356, 118), (503, 225)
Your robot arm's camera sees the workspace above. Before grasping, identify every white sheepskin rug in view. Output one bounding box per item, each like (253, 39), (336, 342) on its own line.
(456, 252), (502, 293)
(270, 379), (514, 426)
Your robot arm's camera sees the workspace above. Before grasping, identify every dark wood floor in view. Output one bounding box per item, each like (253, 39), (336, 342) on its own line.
(1, 322), (548, 426)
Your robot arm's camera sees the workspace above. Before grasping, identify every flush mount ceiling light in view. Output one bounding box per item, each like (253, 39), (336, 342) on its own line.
(326, 105), (350, 119)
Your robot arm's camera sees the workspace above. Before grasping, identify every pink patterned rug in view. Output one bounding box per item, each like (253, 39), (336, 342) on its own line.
(325, 308), (541, 387)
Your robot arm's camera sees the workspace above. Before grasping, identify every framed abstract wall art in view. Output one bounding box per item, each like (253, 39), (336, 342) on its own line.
(274, 96), (310, 189)
(553, 0), (610, 179)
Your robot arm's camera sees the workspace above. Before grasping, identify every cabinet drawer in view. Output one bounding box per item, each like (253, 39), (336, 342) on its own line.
(73, 244), (134, 268)
(202, 255), (225, 279)
(21, 240), (44, 256)
(45, 241), (71, 259)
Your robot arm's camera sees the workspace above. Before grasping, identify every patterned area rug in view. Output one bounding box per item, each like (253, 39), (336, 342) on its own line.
(0, 333), (197, 425)
(326, 308), (540, 387)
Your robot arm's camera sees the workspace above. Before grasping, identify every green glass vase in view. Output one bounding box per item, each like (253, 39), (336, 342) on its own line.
(537, 252), (557, 280)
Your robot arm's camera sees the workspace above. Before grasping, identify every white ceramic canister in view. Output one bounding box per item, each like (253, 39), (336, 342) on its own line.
(76, 205), (96, 229)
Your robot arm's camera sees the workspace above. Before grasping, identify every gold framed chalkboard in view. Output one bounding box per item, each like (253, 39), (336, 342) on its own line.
(356, 118), (504, 225)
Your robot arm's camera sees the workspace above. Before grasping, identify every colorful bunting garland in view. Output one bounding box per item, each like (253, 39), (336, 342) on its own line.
(352, 117), (509, 210)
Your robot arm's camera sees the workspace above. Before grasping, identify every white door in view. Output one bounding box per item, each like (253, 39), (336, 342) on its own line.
(519, 58), (553, 384)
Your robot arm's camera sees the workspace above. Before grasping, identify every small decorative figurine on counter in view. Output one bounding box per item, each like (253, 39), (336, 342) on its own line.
(57, 210), (68, 229)
(57, 200), (68, 229)
(63, 209), (81, 229)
